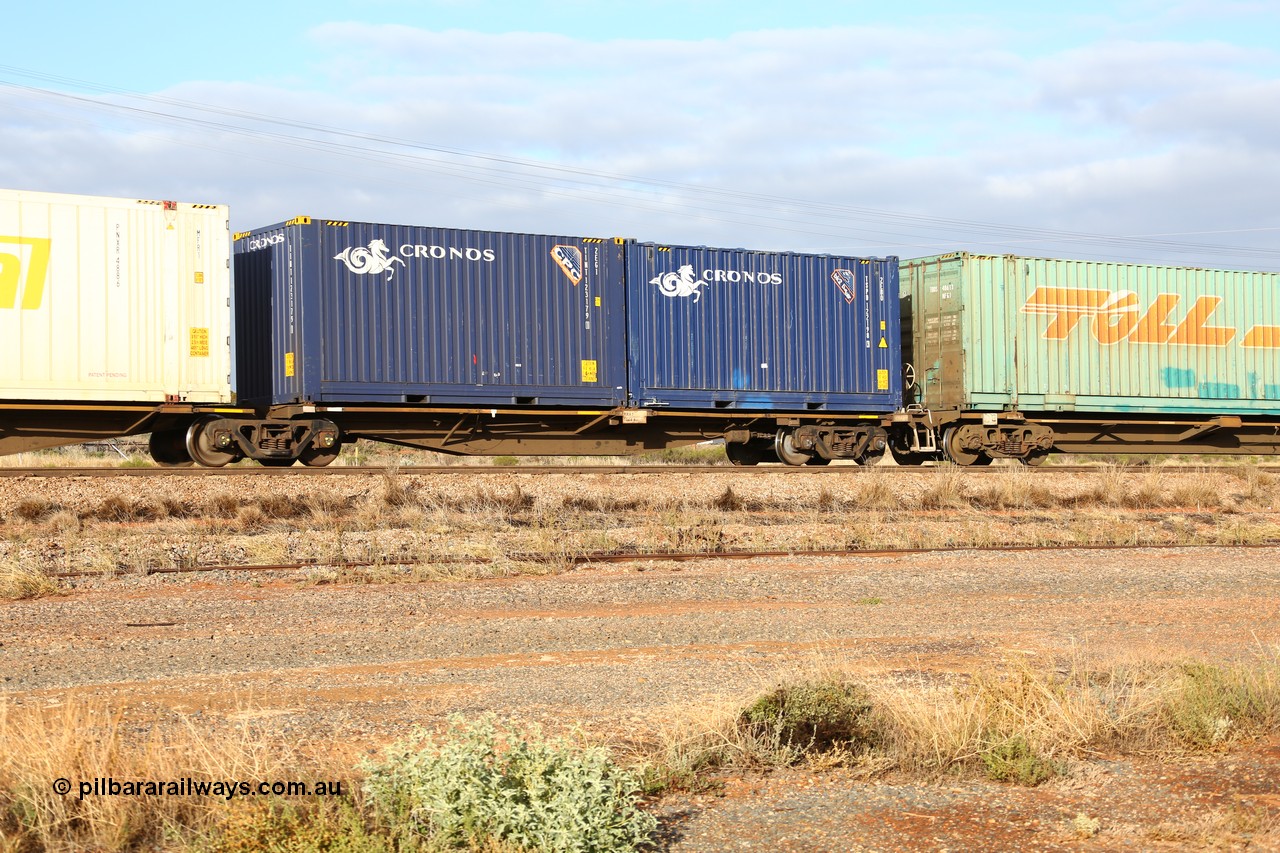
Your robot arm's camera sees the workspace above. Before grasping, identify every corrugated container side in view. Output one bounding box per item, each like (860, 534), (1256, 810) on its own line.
(234, 221), (627, 407)
(0, 188), (231, 403)
(626, 244), (901, 411)
(902, 252), (1280, 414)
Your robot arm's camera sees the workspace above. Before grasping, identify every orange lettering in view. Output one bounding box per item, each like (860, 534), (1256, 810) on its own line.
(1169, 296), (1236, 346)
(1090, 292), (1141, 344)
(1242, 325), (1280, 349)
(1129, 294), (1180, 343)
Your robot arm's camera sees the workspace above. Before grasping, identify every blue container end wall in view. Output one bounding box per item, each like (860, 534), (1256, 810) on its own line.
(625, 244), (902, 412)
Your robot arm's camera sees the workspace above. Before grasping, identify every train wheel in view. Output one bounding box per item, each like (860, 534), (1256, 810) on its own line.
(857, 444), (887, 466)
(774, 430), (814, 467)
(725, 442), (763, 466)
(149, 429), (193, 467)
(888, 444), (927, 466)
(299, 442), (341, 468)
(1021, 450), (1050, 467)
(943, 427), (989, 467)
(186, 418), (237, 468)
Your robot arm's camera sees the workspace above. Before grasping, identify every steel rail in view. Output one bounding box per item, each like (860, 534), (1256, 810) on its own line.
(49, 540), (1280, 579)
(4, 463), (1278, 478)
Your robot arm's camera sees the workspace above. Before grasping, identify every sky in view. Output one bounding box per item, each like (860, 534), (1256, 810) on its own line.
(1, 1), (1279, 268)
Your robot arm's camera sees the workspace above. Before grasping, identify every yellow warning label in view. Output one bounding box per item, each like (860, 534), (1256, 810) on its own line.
(195, 271), (204, 284)
(189, 327), (209, 357)
(877, 369), (889, 390)
(880, 320), (886, 330)
(581, 359), (598, 382)
(595, 296), (601, 307)
(285, 352), (296, 377)
(878, 338), (888, 348)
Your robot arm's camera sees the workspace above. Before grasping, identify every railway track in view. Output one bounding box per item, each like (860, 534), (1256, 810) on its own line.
(49, 540), (1280, 579)
(4, 462), (1279, 478)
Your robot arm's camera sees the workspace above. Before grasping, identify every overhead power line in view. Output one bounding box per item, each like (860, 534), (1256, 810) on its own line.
(0, 64), (1277, 267)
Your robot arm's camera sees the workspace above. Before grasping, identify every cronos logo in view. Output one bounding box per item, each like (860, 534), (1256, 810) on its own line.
(651, 265), (784, 303)
(244, 234), (285, 250)
(334, 239), (498, 281)
(0, 236), (52, 310)
(334, 239), (405, 280)
(651, 265), (709, 302)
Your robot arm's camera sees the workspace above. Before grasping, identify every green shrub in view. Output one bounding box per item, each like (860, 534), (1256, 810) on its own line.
(1164, 662), (1280, 749)
(214, 799), (390, 853)
(362, 715), (656, 853)
(979, 736), (1061, 785)
(739, 680), (878, 756)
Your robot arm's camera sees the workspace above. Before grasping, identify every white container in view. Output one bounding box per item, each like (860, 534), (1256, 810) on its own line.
(0, 188), (231, 403)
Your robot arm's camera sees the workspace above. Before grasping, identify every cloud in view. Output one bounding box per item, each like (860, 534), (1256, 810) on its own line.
(0, 16), (1277, 268)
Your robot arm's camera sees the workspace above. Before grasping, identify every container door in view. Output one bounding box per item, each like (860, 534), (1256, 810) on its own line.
(909, 255), (966, 410)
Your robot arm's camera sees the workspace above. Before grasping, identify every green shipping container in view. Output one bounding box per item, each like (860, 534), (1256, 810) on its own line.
(900, 252), (1280, 415)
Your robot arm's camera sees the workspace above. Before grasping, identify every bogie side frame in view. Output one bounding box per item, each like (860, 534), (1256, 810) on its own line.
(5, 402), (1280, 468)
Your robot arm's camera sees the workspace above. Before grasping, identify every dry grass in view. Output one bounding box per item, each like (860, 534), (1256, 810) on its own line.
(3, 466), (1280, 581)
(645, 653), (1280, 792)
(0, 561), (60, 600)
(971, 468), (1057, 510)
(917, 468), (968, 510)
(0, 699), (352, 853)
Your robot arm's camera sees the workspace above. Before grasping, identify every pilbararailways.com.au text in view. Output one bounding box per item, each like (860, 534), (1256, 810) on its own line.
(53, 777), (344, 801)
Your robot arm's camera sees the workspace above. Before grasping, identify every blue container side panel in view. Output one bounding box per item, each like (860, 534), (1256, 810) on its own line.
(234, 222), (627, 407)
(625, 244), (902, 412)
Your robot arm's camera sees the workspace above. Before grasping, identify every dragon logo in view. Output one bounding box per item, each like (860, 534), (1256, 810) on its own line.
(334, 239), (405, 280)
(651, 264), (709, 302)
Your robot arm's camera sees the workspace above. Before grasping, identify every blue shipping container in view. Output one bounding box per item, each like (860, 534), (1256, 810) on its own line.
(233, 219), (627, 407)
(626, 243), (901, 411)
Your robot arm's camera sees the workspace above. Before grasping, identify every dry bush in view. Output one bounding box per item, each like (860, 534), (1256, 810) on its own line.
(1124, 473), (1167, 509)
(917, 468), (967, 510)
(160, 497), (197, 519)
(0, 561), (60, 600)
(236, 504), (267, 531)
(710, 485), (747, 512)
(85, 495), (162, 523)
(380, 468), (413, 508)
(1232, 466), (1274, 507)
(48, 509), (82, 533)
(561, 494), (649, 513)
(421, 486), (534, 520)
(1078, 465), (1129, 507)
(851, 472), (899, 510)
(1169, 479), (1222, 510)
(971, 469), (1057, 510)
(256, 494), (307, 520)
(207, 493), (243, 519)
(14, 499), (60, 522)
(307, 491), (354, 520)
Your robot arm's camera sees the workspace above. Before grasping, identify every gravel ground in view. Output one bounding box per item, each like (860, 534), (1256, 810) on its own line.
(4, 469), (1280, 849)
